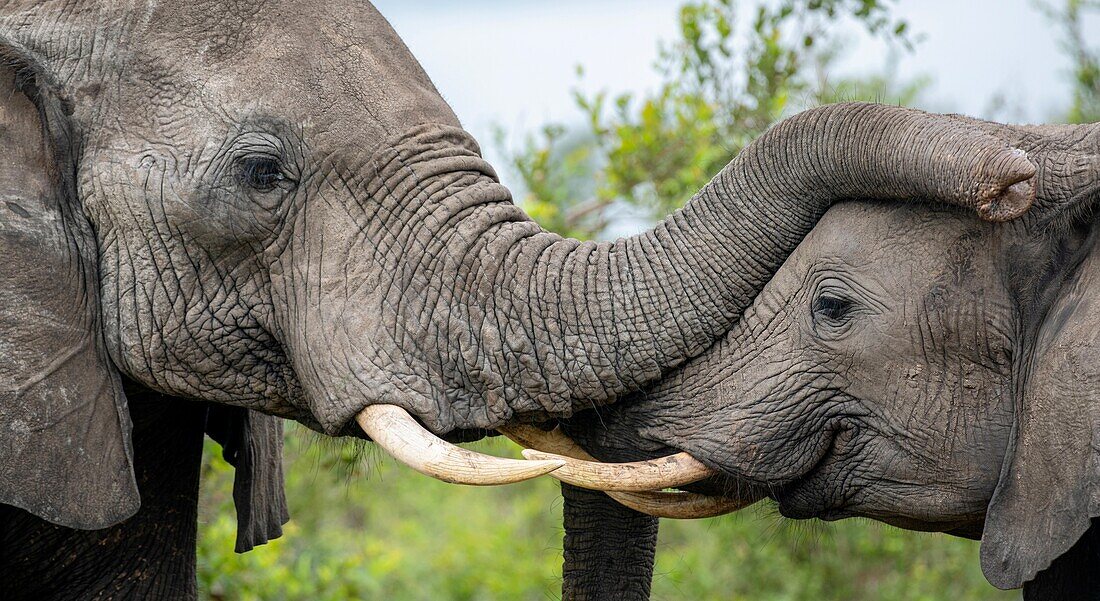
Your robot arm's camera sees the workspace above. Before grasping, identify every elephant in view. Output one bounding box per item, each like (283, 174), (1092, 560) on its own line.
(529, 121), (1100, 600)
(0, 1), (1046, 599)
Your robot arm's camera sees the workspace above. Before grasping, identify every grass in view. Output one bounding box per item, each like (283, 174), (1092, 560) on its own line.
(197, 424), (1019, 601)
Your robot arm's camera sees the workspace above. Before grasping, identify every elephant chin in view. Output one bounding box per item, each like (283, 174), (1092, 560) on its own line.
(875, 515), (983, 537)
(766, 460), (990, 538)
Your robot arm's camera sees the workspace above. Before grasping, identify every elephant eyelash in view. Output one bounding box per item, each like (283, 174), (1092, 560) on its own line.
(809, 283), (867, 340)
(813, 294), (854, 322)
(237, 155), (296, 193)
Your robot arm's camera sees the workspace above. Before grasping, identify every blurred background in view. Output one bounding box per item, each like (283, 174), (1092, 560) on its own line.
(197, 1), (1099, 599)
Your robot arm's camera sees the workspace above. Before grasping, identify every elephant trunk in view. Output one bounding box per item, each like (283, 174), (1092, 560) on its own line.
(276, 104), (1034, 442)
(438, 103), (1033, 429)
(560, 483), (658, 601)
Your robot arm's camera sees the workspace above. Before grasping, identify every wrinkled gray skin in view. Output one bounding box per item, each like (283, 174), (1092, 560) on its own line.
(568, 123), (1100, 600)
(0, 1), (1047, 599)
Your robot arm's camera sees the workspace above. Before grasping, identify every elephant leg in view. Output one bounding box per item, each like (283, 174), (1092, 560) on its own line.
(0, 384), (206, 601)
(1022, 518), (1100, 601)
(561, 483), (659, 601)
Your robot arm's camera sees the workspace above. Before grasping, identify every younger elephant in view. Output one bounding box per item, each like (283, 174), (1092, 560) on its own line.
(532, 122), (1100, 599)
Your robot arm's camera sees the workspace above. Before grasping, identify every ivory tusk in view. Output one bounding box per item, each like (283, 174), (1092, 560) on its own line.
(498, 424), (590, 457)
(356, 404), (564, 485)
(499, 424), (751, 518)
(607, 490), (753, 519)
(520, 449), (716, 492)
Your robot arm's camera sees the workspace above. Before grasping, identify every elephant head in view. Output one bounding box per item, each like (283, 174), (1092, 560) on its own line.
(0, 0), (1039, 554)
(544, 122), (1100, 594)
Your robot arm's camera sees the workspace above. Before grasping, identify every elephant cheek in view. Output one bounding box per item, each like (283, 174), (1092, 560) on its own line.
(633, 366), (840, 487)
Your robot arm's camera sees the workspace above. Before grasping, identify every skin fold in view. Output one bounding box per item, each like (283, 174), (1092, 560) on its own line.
(565, 122), (1100, 600)
(0, 1), (1054, 598)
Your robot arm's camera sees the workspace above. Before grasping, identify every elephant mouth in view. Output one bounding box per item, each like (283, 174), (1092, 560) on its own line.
(767, 469), (844, 520)
(501, 424), (763, 518)
(763, 419), (865, 520)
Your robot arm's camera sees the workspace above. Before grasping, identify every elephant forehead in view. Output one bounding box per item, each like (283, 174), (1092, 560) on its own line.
(96, 0), (458, 148)
(800, 201), (997, 282)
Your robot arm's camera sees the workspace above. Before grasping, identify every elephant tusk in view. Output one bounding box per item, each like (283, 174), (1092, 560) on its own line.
(607, 490), (753, 519)
(355, 405), (564, 485)
(498, 423), (591, 457)
(499, 424), (751, 518)
(521, 448), (715, 492)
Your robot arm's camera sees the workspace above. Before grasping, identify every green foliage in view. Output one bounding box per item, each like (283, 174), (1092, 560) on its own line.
(198, 431), (564, 601)
(505, 0), (925, 239)
(198, 424), (1012, 600)
(1037, 0), (1100, 123)
(495, 123), (603, 239)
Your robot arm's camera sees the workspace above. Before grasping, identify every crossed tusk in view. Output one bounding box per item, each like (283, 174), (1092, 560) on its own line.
(520, 449), (715, 492)
(356, 405), (564, 485)
(606, 490), (752, 519)
(499, 424), (751, 519)
(355, 405), (754, 518)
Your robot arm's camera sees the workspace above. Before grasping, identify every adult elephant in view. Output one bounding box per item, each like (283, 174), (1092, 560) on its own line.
(0, 0), (1038, 598)
(531, 122), (1100, 600)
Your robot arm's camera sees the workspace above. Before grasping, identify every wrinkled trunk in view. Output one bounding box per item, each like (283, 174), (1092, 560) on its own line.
(561, 483), (658, 601)
(273, 103), (1034, 436)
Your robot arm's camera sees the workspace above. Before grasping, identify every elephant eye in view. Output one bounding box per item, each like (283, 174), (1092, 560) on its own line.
(238, 156), (292, 193)
(813, 294), (854, 323)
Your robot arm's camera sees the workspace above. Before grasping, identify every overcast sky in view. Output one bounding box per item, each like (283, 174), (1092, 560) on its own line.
(373, 0), (1098, 192)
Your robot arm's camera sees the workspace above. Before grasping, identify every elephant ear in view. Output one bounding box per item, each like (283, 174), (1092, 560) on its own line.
(0, 56), (138, 527)
(206, 406), (290, 553)
(981, 223), (1100, 590)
